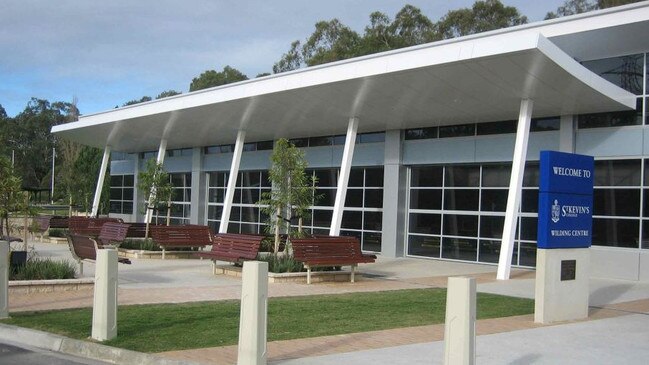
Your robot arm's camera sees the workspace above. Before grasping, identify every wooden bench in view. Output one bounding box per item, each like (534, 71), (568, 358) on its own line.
(49, 216), (69, 229)
(68, 217), (123, 236)
(150, 224), (212, 259)
(291, 236), (377, 284)
(0, 220), (22, 243)
(196, 233), (264, 274)
(30, 216), (52, 242)
(97, 222), (131, 247)
(67, 233), (131, 275)
(125, 222), (156, 238)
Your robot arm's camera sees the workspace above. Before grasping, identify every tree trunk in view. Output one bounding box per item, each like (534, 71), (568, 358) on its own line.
(273, 206), (280, 254)
(166, 200), (171, 226)
(23, 192), (28, 251)
(68, 195), (72, 217)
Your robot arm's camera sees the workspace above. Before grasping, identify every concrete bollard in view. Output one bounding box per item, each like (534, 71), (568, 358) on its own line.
(0, 241), (8, 319)
(237, 261), (268, 365)
(443, 277), (476, 365)
(92, 249), (118, 341)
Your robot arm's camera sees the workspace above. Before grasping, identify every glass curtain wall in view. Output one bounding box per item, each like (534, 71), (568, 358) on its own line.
(407, 163), (538, 267)
(109, 174), (134, 214)
(151, 172), (191, 225)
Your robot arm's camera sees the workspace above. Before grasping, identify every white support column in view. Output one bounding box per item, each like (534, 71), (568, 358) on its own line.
(497, 99), (533, 280)
(0, 241), (8, 319)
(145, 139), (167, 224)
(91, 146), (111, 217)
(220, 130), (246, 234)
(330, 117), (359, 236)
(559, 115), (575, 153)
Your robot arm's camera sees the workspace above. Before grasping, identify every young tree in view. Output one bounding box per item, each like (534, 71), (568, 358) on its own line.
(0, 156), (25, 236)
(137, 159), (173, 237)
(259, 139), (315, 254)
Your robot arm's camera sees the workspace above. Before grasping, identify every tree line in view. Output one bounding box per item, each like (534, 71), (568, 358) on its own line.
(0, 0), (641, 215)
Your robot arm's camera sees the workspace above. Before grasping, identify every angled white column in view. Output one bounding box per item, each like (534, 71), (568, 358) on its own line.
(330, 117), (358, 236)
(497, 99), (533, 280)
(145, 139), (167, 224)
(220, 130), (246, 233)
(91, 145), (111, 217)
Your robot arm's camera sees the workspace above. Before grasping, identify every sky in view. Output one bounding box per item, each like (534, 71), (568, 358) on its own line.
(0, 0), (567, 118)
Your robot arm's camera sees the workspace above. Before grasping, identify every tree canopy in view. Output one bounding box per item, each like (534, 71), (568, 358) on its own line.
(545, 0), (643, 19)
(189, 66), (249, 92)
(437, 0), (528, 39)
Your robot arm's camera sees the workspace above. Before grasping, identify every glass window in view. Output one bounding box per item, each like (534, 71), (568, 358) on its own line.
(364, 212), (382, 231)
(521, 189), (539, 213)
(365, 168), (384, 187)
(518, 242), (537, 267)
(289, 138), (308, 147)
(531, 117), (560, 132)
(341, 211), (362, 229)
(408, 235), (440, 257)
(411, 166), (443, 187)
(594, 160), (641, 186)
(315, 170), (337, 187)
(582, 54), (643, 95)
(348, 169), (364, 187)
(439, 124), (475, 138)
(476, 120), (516, 135)
(593, 189), (640, 217)
(312, 209), (333, 227)
(362, 232), (382, 252)
(480, 216), (504, 238)
(409, 189), (442, 210)
(441, 237), (477, 261)
(242, 171), (261, 187)
(358, 132), (385, 143)
(592, 218), (639, 248)
(243, 143), (256, 152)
(333, 135), (346, 145)
(523, 162), (540, 187)
(519, 217), (538, 241)
(315, 189), (336, 206)
(256, 140), (274, 150)
(345, 189), (363, 207)
(481, 189), (508, 212)
(578, 98), (642, 129)
(443, 215), (478, 237)
(478, 239), (501, 263)
(482, 164), (511, 187)
(405, 127), (437, 140)
(445, 166), (480, 187)
(409, 213), (441, 234)
(309, 136), (333, 147)
(364, 189), (383, 208)
(444, 189), (479, 211)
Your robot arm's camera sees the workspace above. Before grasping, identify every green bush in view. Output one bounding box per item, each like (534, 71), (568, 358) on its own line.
(48, 228), (67, 238)
(10, 258), (76, 280)
(256, 254), (303, 273)
(120, 238), (160, 251)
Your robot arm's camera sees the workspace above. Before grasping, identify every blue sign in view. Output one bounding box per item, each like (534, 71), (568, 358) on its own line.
(537, 151), (594, 249)
(537, 192), (593, 249)
(539, 151), (594, 195)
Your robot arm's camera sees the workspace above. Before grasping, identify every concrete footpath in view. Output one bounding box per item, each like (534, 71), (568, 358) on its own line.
(5, 241), (649, 364)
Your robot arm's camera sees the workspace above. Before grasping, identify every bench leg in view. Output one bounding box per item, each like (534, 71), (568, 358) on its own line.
(307, 265), (311, 285)
(212, 260), (216, 275)
(351, 264), (356, 283)
(79, 260), (83, 276)
(162, 248), (166, 260)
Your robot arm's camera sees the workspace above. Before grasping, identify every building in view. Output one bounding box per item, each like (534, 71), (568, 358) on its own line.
(53, 2), (649, 281)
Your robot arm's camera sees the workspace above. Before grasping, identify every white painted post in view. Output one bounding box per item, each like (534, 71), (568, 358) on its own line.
(497, 99), (533, 280)
(91, 146), (111, 217)
(237, 261), (268, 365)
(330, 117), (359, 236)
(220, 130), (246, 234)
(444, 277), (476, 365)
(145, 139), (168, 224)
(92, 249), (118, 341)
(0, 241), (8, 319)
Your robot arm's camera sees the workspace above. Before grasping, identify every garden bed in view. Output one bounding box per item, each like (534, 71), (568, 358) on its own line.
(214, 264), (358, 283)
(8, 278), (94, 294)
(117, 248), (199, 260)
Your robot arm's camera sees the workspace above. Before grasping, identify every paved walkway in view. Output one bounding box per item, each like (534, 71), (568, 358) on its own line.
(8, 241), (649, 364)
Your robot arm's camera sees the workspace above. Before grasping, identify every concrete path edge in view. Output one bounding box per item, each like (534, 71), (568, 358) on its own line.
(0, 323), (201, 365)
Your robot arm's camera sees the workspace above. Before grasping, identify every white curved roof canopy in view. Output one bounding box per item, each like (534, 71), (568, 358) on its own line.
(53, 4), (648, 152)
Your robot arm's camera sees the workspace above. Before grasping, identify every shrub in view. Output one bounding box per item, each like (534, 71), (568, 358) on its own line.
(256, 254), (303, 273)
(120, 238), (160, 251)
(10, 258), (76, 280)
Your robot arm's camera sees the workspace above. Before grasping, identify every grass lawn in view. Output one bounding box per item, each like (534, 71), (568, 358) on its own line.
(0, 289), (533, 353)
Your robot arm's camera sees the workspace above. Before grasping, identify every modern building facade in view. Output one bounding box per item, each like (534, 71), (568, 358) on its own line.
(53, 3), (649, 281)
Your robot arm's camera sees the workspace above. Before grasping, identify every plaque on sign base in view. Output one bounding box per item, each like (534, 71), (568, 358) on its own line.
(534, 248), (590, 324)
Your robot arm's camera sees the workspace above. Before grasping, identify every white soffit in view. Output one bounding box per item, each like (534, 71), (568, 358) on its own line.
(52, 30), (636, 152)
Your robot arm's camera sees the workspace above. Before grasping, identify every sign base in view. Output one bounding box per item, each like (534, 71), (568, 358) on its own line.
(534, 248), (590, 324)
